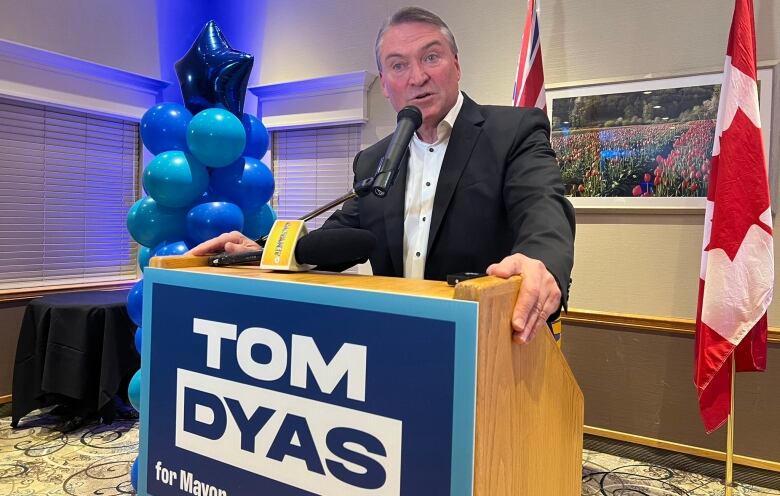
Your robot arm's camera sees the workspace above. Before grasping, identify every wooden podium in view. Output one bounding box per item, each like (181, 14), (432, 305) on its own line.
(141, 257), (583, 496)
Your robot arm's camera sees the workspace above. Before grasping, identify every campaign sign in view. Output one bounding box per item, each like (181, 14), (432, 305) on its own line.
(138, 269), (478, 496)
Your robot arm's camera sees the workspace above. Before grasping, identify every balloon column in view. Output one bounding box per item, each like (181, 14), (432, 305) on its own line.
(126, 21), (277, 492)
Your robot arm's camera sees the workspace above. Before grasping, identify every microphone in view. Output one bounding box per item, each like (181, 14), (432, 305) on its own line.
(371, 105), (423, 197)
(210, 228), (376, 269)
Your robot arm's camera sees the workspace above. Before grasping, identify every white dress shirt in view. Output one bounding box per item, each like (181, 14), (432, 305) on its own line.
(403, 92), (464, 279)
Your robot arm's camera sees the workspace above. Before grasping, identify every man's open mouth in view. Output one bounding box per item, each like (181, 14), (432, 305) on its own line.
(411, 93), (433, 101)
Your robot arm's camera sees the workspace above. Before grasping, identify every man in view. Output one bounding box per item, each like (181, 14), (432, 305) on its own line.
(190, 7), (575, 345)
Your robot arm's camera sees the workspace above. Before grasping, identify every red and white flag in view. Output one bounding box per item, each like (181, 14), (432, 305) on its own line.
(695, 0), (773, 433)
(513, 0), (546, 111)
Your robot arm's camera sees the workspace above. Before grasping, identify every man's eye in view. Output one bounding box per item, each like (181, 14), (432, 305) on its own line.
(424, 53), (440, 63)
(392, 63), (406, 71)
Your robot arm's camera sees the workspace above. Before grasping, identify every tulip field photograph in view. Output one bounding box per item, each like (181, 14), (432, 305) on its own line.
(550, 84), (720, 198)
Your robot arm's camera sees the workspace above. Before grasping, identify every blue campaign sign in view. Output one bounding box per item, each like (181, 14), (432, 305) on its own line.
(138, 269), (478, 496)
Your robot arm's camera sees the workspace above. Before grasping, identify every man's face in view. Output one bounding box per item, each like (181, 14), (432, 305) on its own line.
(378, 22), (461, 129)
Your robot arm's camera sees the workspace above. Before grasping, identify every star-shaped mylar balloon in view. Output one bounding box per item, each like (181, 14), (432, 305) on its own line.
(175, 20), (254, 117)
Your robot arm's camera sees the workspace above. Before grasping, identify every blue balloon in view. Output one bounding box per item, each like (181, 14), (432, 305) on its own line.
(198, 188), (230, 204)
(154, 240), (190, 257)
(140, 102), (192, 155)
(241, 114), (269, 158)
(134, 327), (142, 354)
(128, 370), (142, 412)
(243, 203), (277, 240)
(187, 109), (246, 168)
(186, 202), (244, 245)
(143, 151), (209, 208)
(138, 242), (166, 272)
(127, 279), (143, 327)
(130, 458), (139, 491)
(127, 197), (187, 248)
(210, 157), (274, 211)
(175, 21), (253, 117)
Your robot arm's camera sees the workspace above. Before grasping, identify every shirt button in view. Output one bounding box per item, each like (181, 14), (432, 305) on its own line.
(416, 252), (421, 257)
(425, 181), (431, 187)
(422, 216), (426, 221)
(428, 147), (434, 152)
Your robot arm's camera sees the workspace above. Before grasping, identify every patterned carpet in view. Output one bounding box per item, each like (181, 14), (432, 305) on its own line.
(0, 406), (136, 495)
(1, 406), (778, 495)
(582, 451), (779, 495)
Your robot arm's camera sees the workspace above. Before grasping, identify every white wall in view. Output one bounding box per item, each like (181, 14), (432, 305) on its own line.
(0, 0), (160, 78)
(255, 0), (780, 323)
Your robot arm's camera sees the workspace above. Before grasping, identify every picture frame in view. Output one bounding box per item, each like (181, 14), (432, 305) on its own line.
(546, 67), (774, 213)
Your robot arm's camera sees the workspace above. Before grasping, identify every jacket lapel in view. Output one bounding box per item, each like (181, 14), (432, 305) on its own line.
(426, 95), (484, 256)
(383, 150), (409, 276)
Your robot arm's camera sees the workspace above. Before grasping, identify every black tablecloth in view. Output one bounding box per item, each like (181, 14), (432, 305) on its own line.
(11, 289), (140, 427)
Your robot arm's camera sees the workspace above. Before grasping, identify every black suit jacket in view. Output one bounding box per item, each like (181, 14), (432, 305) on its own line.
(322, 94), (575, 307)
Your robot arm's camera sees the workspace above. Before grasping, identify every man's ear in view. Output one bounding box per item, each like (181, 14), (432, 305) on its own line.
(379, 72), (390, 98)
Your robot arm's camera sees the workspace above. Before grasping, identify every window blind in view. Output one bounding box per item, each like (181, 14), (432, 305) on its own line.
(0, 96), (140, 290)
(272, 124), (361, 229)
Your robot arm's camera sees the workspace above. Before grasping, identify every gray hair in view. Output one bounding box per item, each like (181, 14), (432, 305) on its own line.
(374, 6), (459, 73)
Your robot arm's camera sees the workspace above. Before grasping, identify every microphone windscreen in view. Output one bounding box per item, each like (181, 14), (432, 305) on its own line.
(397, 105), (422, 127)
(294, 228), (376, 267)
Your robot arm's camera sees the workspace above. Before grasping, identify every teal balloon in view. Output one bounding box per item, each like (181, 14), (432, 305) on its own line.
(140, 102), (192, 155)
(210, 157), (274, 211)
(134, 327), (142, 354)
(241, 114), (269, 158)
(186, 202), (244, 245)
(127, 197), (187, 248)
(143, 151), (209, 208)
(138, 246), (152, 272)
(127, 279), (143, 327)
(243, 203), (277, 240)
(128, 370), (142, 411)
(186, 108), (245, 168)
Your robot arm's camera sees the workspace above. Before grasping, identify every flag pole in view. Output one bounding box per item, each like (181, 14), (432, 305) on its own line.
(724, 354), (736, 495)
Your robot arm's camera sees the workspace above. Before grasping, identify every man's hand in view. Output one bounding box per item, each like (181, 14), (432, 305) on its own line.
(187, 231), (261, 256)
(486, 253), (561, 345)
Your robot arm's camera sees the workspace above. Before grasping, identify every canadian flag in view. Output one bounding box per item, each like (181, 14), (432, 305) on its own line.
(695, 0), (773, 433)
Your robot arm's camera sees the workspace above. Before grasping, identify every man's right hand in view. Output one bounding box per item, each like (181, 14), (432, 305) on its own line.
(187, 231), (261, 256)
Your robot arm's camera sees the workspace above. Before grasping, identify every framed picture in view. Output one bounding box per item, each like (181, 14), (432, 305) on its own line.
(546, 67), (774, 212)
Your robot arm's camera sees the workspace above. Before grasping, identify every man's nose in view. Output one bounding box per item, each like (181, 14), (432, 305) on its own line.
(408, 62), (429, 86)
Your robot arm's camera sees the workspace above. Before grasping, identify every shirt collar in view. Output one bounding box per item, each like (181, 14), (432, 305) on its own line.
(412, 91), (464, 146)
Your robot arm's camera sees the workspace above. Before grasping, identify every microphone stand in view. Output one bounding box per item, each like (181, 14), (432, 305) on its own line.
(252, 177), (375, 245)
(211, 179), (374, 266)
(252, 104), (420, 246)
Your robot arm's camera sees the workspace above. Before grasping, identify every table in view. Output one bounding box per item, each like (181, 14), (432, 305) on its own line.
(11, 289), (140, 427)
